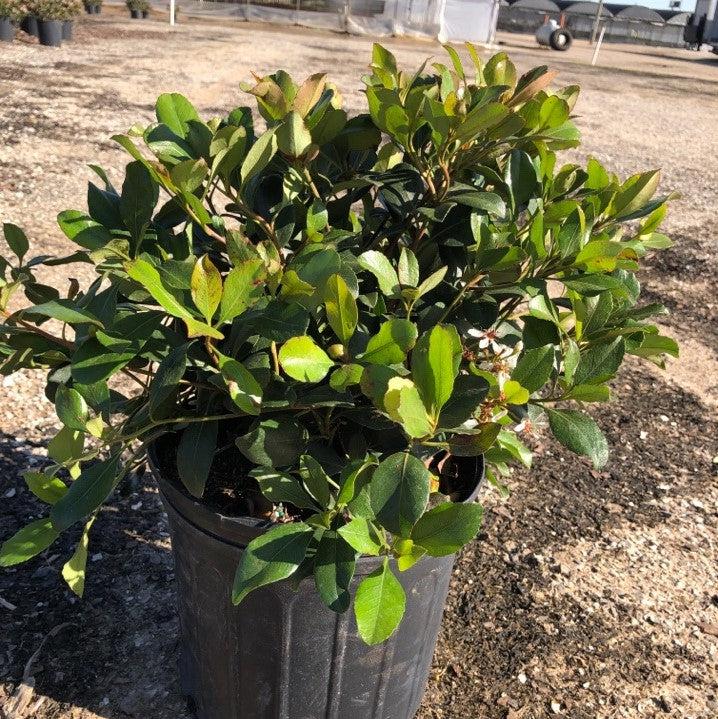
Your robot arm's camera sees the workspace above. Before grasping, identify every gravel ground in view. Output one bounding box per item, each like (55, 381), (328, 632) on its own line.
(1, 13), (717, 719)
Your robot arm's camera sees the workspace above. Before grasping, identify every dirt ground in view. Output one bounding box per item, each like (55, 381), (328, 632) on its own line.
(1, 12), (717, 719)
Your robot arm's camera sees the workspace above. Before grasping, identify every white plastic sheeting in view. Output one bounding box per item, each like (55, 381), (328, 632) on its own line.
(190, 0), (499, 43)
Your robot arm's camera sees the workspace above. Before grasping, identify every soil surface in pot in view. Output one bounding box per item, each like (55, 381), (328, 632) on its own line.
(0, 16), (717, 719)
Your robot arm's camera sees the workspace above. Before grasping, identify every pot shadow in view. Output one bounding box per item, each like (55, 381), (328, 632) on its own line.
(0, 362), (716, 719)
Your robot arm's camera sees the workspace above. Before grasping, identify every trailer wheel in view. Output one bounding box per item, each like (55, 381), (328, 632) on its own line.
(550, 28), (572, 51)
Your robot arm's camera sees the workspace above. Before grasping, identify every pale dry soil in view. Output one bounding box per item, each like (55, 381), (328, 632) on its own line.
(0, 13), (717, 719)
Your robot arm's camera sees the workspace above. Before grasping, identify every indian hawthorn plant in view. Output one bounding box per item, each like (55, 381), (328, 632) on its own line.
(0, 45), (677, 643)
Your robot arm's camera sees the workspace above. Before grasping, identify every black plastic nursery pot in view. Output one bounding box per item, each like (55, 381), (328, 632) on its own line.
(38, 19), (62, 46)
(62, 20), (73, 40)
(149, 443), (484, 719)
(141, 9), (148, 17)
(0, 17), (14, 42)
(130, 9), (141, 18)
(21, 14), (38, 36)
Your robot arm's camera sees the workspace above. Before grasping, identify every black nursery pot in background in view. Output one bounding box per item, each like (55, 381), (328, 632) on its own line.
(37, 19), (62, 46)
(130, 8), (141, 18)
(0, 17), (14, 41)
(21, 14), (38, 36)
(149, 443), (484, 719)
(62, 19), (73, 40)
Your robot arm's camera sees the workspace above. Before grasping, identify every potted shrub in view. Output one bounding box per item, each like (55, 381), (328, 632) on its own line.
(126, 0), (148, 18)
(0, 46), (677, 718)
(59, 0), (80, 40)
(0, 0), (20, 42)
(27, 0), (64, 45)
(20, 3), (38, 36)
(83, 0), (101, 13)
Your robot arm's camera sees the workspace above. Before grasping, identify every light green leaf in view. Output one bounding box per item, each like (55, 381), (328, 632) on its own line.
(370, 452), (430, 536)
(329, 363), (364, 391)
(0, 518), (59, 567)
(502, 379), (529, 405)
(357, 251), (400, 297)
(55, 386), (89, 432)
(411, 502), (483, 556)
(338, 516), (382, 556)
(57, 211), (112, 251)
(415, 266), (447, 299)
(191, 255), (223, 323)
(24, 472), (68, 505)
(398, 248), (419, 287)
(277, 111), (313, 159)
(279, 336), (334, 382)
(232, 522), (313, 605)
(47, 426), (84, 466)
(354, 558), (406, 645)
(323, 274), (358, 346)
(26, 300), (103, 328)
(125, 258), (223, 339)
(155, 93), (200, 137)
(62, 515), (95, 598)
(217, 354), (263, 415)
(219, 259), (266, 323)
(383, 378), (434, 438)
(360, 319), (418, 365)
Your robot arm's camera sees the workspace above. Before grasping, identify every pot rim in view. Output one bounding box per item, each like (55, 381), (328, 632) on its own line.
(148, 440), (484, 551)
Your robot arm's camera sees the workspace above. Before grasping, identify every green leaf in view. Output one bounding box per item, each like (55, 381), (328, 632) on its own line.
(438, 374), (489, 429)
(251, 467), (317, 509)
(502, 379), (530, 405)
(314, 530), (356, 612)
(176, 421), (218, 497)
(573, 338), (625, 386)
(120, 161), (158, 248)
(411, 325), (462, 417)
(47, 426), (84, 465)
(191, 255), (223, 323)
(338, 516), (382, 556)
(612, 171), (660, 218)
(511, 345), (554, 394)
(360, 319), (418, 365)
(448, 422), (501, 457)
(149, 345), (188, 418)
(415, 266), (447, 299)
(155, 93), (201, 137)
(57, 211), (112, 251)
(217, 354), (263, 415)
(411, 502), (484, 556)
(26, 300), (103, 328)
(277, 111), (313, 158)
(3, 223), (29, 261)
(329, 363), (364, 391)
(354, 558), (406, 645)
(561, 384), (610, 402)
(236, 418), (307, 468)
(630, 333), (679, 361)
(219, 259), (266, 323)
(279, 336), (334, 383)
(232, 522), (313, 605)
(384, 378), (434, 438)
(241, 129), (278, 188)
(300, 455), (332, 509)
(125, 258), (223, 339)
(51, 454), (122, 531)
(24, 472), (68, 505)
(546, 408), (608, 469)
(398, 248), (419, 287)
(453, 103), (509, 142)
(71, 339), (136, 385)
(62, 515), (95, 598)
(323, 274), (358, 346)
(370, 452), (430, 536)
(55, 385), (89, 432)
(357, 251), (400, 297)
(0, 518), (59, 567)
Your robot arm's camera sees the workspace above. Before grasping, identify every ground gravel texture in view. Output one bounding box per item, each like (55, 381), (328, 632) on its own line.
(1, 13), (717, 719)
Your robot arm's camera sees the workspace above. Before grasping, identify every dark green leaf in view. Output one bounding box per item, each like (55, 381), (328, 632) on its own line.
(236, 418), (307, 467)
(176, 421), (218, 497)
(511, 346), (554, 393)
(546, 408), (608, 468)
(411, 502), (483, 556)
(314, 530), (356, 612)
